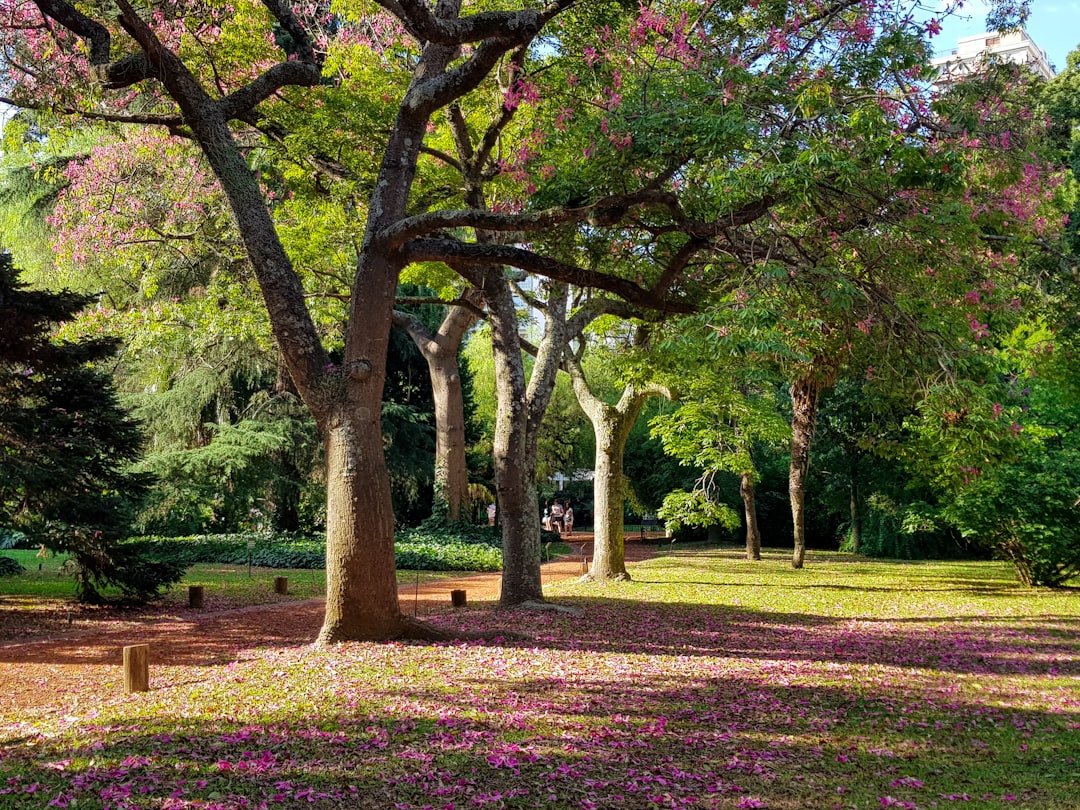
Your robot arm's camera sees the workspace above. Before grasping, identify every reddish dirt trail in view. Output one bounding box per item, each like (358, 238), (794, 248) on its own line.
(0, 537), (657, 721)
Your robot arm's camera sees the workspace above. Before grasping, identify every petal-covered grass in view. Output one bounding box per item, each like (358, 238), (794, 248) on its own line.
(2, 547), (1078, 809)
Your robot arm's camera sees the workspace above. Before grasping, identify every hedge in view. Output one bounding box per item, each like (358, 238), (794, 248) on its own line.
(127, 529), (503, 572)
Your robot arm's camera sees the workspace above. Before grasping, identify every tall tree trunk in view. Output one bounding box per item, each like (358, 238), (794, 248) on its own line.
(587, 411), (635, 580)
(430, 347), (470, 520)
(849, 458), (862, 554)
(789, 374), (822, 570)
(320, 404), (412, 641)
(482, 276), (569, 605)
(185, 115), (425, 641)
(393, 290), (481, 521)
(740, 471), (762, 561)
(565, 343), (669, 582)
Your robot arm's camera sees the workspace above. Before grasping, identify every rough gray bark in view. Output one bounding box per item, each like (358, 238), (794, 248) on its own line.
(480, 277), (570, 604)
(788, 374), (821, 570)
(788, 364), (837, 570)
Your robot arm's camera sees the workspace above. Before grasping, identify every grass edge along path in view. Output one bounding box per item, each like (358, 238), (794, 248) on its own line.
(1, 548), (1078, 809)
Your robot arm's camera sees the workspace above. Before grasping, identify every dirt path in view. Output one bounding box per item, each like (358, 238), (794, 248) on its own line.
(0, 538), (656, 721)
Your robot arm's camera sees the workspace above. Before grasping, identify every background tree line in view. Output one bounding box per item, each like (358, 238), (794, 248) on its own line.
(0, 0), (1077, 634)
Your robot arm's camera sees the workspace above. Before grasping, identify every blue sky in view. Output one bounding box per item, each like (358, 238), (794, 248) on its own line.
(934, 0), (1080, 73)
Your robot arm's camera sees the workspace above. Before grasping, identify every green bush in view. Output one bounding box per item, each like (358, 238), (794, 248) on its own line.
(402, 517), (503, 547)
(943, 453), (1080, 586)
(0, 555), (25, 577)
(0, 529), (29, 550)
(394, 539), (501, 571)
(130, 527), (504, 572)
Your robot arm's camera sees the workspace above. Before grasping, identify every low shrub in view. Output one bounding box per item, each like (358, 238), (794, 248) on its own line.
(942, 453), (1080, 586)
(402, 517), (503, 547)
(394, 539), (501, 571)
(0, 555), (25, 577)
(130, 527), (504, 572)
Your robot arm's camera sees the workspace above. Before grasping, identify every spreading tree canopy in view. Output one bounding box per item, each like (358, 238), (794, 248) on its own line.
(0, 0), (1042, 637)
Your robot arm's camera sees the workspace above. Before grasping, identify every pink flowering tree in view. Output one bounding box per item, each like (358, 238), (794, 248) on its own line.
(0, 0), (1046, 638)
(700, 54), (1066, 567)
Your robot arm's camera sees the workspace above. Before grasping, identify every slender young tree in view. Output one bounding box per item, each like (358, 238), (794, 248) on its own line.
(564, 326), (671, 581)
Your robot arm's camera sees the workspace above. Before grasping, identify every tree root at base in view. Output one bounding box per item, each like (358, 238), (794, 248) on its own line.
(576, 571), (632, 583)
(314, 615), (529, 645)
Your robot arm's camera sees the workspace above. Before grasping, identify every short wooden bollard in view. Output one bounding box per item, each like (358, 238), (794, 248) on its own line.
(123, 644), (150, 693)
(274, 576), (289, 595)
(188, 585), (204, 608)
(450, 589), (467, 607)
(581, 557), (589, 574)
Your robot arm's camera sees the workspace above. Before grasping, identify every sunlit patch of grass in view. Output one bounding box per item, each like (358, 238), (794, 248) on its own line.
(2, 547), (1078, 809)
(0, 556), (479, 613)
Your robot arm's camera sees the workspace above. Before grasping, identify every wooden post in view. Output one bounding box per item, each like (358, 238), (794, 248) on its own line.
(123, 644), (149, 693)
(581, 557), (589, 574)
(450, 589), (466, 607)
(274, 576), (289, 595)
(188, 585), (204, 608)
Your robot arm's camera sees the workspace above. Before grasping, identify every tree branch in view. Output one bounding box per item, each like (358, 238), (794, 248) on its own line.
(379, 188), (683, 248)
(373, 0), (548, 45)
(217, 62), (325, 120)
(260, 0), (318, 64)
(404, 238), (694, 312)
(32, 0), (111, 65)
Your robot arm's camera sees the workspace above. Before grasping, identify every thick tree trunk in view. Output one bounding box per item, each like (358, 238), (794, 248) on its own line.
(564, 344), (666, 582)
(395, 295), (480, 522)
(740, 472), (762, 561)
(789, 375), (822, 570)
(485, 275), (543, 604)
(185, 115), (424, 638)
(318, 410), (410, 642)
(430, 349), (470, 520)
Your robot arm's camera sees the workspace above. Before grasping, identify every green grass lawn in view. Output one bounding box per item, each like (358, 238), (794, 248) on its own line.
(0, 548), (471, 607)
(2, 546), (1078, 809)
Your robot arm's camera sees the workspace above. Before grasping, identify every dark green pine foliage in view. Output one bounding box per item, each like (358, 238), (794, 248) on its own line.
(0, 254), (183, 602)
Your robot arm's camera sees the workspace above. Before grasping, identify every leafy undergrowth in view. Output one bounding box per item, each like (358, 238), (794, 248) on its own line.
(2, 548), (1078, 809)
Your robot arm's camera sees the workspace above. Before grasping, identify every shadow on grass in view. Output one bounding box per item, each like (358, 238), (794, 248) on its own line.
(4, 593), (1078, 681)
(0, 598), (327, 667)
(631, 578), (1032, 595)
(1, 653), (1075, 810)
(429, 596), (1080, 678)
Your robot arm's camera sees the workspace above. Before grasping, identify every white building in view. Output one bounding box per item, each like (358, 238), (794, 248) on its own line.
(931, 29), (1055, 88)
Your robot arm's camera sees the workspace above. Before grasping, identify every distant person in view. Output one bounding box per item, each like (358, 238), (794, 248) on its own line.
(550, 499), (565, 534)
(563, 503), (574, 535)
(487, 503), (496, 526)
(542, 504), (551, 531)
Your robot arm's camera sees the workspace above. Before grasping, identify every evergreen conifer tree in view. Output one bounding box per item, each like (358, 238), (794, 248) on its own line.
(0, 254), (183, 602)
